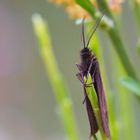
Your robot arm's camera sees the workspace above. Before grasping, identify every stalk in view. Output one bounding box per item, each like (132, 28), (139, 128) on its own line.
(76, 0), (138, 81)
(90, 34), (119, 140)
(32, 14), (79, 140)
(96, 0), (138, 80)
(109, 43), (136, 140)
(85, 74), (108, 140)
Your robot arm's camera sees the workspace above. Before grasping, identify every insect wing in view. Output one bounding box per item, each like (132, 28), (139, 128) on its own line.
(93, 62), (110, 138)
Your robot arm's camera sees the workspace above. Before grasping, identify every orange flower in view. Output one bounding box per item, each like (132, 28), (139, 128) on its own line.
(108, 0), (124, 13)
(48, 0), (75, 5)
(49, 0), (123, 19)
(66, 5), (90, 19)
(49, 0), (91, 19)
(136, 0), (140, 4)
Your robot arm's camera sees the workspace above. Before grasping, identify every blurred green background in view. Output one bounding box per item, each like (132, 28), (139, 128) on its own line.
(0, 0), (140, 140)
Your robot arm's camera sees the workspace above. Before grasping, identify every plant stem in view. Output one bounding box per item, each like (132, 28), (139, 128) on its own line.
(85, 75), (108, 140)
(75, 0), (113, 28)
(32, 14), (79, 140)
(76, 0), (138, 81)
(96, 0), (138, 80)
(107, 28), (137, 79)
(93, 135), (98, 140)
(90, 34), (119, 140)
(109, 44), (136, 140)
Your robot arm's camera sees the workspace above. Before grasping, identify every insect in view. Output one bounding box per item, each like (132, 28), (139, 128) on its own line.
(76, 16), (111, 139)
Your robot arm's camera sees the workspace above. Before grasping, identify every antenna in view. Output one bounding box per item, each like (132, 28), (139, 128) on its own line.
(81, 17), (86, 48)
(86, 15), (104, 48)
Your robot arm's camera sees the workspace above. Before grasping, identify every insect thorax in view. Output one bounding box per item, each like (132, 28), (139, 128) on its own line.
(80, 47), (92, 59)
(80, 47), (94, 73)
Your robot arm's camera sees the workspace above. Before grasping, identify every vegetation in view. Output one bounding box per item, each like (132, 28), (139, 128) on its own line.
(32, 1), (140, 140)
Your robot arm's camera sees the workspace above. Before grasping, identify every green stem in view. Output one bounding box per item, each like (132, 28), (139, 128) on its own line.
(93, 135), (98, 140)
(85, 75), (108, 140)
(75, 0), (113, 28)
(107, 28), (137, 79)
(32, 14), (79, 140)
(96, 0), (113, 18)
(90, 34), (119, 140)
(96, 0), (138, 80)
(97, 2), (136, 139)
(109, 44), (136, 140)
(76, 0), (138, 81)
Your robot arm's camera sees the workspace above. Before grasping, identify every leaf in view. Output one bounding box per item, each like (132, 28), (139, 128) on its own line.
(120, 77), (140, 97)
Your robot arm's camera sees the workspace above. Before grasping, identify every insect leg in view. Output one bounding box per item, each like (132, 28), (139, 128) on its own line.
(88, 57), (97, 75)
(76, 71), (95, 104)
(76, 72), (90, 104)
(76, 72), (94, 87)
(85, 83), (94, 87)
(76, 72), (84, 84)
(82, 96), (87, 104)
(76, 64), (83, 71)
(85, 57), (96, 83)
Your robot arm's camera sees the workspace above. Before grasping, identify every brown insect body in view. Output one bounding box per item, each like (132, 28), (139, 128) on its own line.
(77, 47), (99, 136)
(80, 48), (93, 74)
(76, 16), (110, 139)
